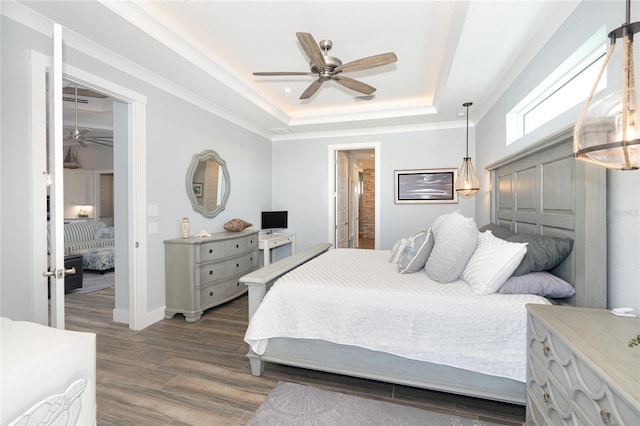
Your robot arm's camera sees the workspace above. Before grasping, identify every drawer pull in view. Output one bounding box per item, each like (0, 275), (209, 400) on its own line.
(209, 249), (213, 254)
(236, 282), (240, 287)
(209, 291), (213, 297)
(543, 393), (550, 404)
(209, 270), (213, 275)
(236, 244), (239, 248)
(236, 263), (240, 268)
(600, 410), (611, 424)
(543, 346), (550, 357)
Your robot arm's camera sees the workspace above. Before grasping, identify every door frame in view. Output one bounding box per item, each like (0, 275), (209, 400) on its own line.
(327, 142), (381, 249)
(30, 50), (149, 330)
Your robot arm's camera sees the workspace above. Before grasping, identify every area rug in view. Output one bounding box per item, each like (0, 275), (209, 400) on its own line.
(69, 271), (114, 294)
(247, 382), (502, 426)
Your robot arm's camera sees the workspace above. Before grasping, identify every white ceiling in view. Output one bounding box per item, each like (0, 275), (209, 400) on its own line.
(18, 0), (581, 140)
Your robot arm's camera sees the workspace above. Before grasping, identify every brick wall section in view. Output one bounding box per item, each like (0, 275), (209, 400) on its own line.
(362, 168), (375, 239)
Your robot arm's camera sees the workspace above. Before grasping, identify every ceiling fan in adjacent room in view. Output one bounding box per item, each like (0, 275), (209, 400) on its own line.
(253, 32), (398, 100)
(64, 86), (113, 148)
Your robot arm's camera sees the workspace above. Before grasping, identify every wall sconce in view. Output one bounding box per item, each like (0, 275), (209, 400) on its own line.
(574, 0), (640, 170)
(455, 102), (480, 196)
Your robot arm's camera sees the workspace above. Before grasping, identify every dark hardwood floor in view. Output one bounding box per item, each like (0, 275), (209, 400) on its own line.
(65, 288), (525, 425)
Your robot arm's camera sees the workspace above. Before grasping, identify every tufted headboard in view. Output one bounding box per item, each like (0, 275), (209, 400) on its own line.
(486, 128), (607, 308)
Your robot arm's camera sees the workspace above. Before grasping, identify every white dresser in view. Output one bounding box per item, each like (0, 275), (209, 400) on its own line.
(526, 304), (640, 425)
(164, 230), (258, 322)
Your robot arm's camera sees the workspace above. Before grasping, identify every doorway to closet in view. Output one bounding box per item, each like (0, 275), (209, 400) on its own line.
(329, 143), (380, 250)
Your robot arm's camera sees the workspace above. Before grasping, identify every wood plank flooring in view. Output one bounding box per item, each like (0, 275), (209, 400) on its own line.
(64, 288), (525, 425)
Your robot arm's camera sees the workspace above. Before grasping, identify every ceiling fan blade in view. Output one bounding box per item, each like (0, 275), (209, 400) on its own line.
(296, 32), (326, 68)
(85, 138), (113, 148)
(300, 79), (324, 100)
(334, 52), (397, 74)
(333, 76), (376, 95)
(253, 72), (314, 76)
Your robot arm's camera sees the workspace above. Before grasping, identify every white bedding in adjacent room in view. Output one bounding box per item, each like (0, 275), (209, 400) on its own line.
(245, 248), (550, 382)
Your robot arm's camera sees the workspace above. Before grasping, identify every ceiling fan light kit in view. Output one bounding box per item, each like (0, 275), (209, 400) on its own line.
(253, 32), (397, 100)
(64, 85), (113, 148)
(455, 102), (480, 197)
(573, 0), (640, 170)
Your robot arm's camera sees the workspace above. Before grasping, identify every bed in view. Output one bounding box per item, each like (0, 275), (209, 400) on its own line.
(240, 128), (607, 404)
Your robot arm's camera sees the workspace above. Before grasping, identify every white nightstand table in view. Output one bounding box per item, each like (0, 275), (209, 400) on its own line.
(258, 232), (296, 266)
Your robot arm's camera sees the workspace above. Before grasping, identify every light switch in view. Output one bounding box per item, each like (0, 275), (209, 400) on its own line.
(148, 222), (158, 234)
(148, 205), (159, 217)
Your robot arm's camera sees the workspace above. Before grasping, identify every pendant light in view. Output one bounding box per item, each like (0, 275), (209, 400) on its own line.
(455, 102), (480, 197)
(573, 0), (640, 170)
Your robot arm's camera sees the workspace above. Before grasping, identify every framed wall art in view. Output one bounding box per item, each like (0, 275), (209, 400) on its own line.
(394, 168), (458, 204)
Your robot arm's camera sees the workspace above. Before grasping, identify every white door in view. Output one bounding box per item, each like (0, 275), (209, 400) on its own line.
(46, 24), (69, 329)
(335, 151), (349, 248)
(350, 165), (360, 248)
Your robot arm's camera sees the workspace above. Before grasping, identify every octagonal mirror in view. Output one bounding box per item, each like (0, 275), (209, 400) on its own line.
(186, 150), (230, 218)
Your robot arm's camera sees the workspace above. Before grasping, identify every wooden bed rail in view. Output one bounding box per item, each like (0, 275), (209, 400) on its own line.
(240, 243), (332, 319)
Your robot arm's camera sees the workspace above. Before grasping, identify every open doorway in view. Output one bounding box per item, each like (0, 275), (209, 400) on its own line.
(328, 143), (380, 249)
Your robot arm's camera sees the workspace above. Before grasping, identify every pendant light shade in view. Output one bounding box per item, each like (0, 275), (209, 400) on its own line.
(456, 102), (480, 197)
(573, 0), (640, 170)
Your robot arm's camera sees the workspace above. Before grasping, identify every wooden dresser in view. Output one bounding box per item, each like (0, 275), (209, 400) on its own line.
(526, 304), (640, 425)
(164, 230), (258, 322)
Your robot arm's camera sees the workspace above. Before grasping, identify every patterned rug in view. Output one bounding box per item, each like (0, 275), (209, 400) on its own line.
(248, 382), (502, 426)
(69, 271), (114, 294)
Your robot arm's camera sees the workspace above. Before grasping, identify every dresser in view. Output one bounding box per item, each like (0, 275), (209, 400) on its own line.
(526, 304), (640, 425)
(164, 230), (258, 322)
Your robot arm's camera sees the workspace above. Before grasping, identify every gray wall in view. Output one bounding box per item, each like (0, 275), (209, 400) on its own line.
(0, 15), (272, 320)
(272, 127), (476, 251)
(475, 1), (640, 311)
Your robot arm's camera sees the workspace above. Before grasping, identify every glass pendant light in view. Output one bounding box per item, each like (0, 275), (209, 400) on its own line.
(574, 0), (640, 170)
(456, 102), (480, 197)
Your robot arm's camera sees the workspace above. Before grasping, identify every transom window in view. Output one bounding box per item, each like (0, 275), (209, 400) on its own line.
(506, 27), (607, 145)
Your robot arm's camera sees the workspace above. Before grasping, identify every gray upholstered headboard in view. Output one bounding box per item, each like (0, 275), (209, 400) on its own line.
(486, 128), (607, 309)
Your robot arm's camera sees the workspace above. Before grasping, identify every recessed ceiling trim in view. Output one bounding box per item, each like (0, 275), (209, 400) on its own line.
(103, 1), (292, 126)
(288, 105), (438, 127)
(273, 120), (467, 142)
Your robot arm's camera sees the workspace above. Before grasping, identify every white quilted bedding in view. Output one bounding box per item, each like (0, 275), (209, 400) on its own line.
(244, 248), (550, 382)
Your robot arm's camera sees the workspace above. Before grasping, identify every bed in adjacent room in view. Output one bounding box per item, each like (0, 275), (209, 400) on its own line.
(241, 129), (607, 404)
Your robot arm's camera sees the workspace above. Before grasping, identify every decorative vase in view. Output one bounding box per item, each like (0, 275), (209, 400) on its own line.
(181, 218), (189, 239)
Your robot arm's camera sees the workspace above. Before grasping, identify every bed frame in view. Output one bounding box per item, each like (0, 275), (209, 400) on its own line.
(240, 128), (607, 404)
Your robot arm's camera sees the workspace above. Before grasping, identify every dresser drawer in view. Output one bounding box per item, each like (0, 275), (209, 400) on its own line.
(198, 260), (227, 284)
(199, 282), (227, 307)
(199, 241), (227, 263)
(225, 234), (258, 256)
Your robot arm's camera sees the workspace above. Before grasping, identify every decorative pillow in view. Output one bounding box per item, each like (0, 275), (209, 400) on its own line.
(94, 226), (115, 239)
(223, 218), (253, 232)
(398, 229), (434, 274)
(479, 223), (514, 240)
(424, 212), (478, 283)
(505, 234), (573, 275)
(462, 231), (527, 295)
(389, 237), (409, 263)
(431, 211), (456, 237)
(498, 271), (576, 298)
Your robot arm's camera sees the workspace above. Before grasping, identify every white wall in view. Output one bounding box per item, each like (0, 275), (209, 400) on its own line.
(272, 126), (477, 251)
(475, 1), (640, 311)
(0, 14), (272, 321)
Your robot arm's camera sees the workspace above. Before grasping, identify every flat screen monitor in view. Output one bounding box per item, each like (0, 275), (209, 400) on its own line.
(261, 211), (288, 230)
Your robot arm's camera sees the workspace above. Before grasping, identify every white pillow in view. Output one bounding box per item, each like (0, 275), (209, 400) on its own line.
(424, 211), (478, 283)
(398, 229), (434, 274)
(462, 230), (528, 295)
(389, 237), (409, 263)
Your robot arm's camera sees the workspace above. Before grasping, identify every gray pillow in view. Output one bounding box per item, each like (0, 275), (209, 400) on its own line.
(498, 272), (575, 298)
(479, 223), (514, 240)
(505, 233), (573, 275)
(425, 212), (478, 283)
(398, 229), (434, 274)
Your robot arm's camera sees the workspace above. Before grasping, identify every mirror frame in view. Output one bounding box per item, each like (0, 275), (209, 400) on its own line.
(185, 149), (231, 218)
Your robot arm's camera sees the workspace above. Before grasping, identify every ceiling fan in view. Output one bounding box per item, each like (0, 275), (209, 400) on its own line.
(253, 32), (398, 100)
(64, 86), (113, 148)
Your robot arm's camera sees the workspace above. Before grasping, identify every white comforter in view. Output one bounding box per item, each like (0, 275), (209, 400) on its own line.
(244, 248), (550, 382)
